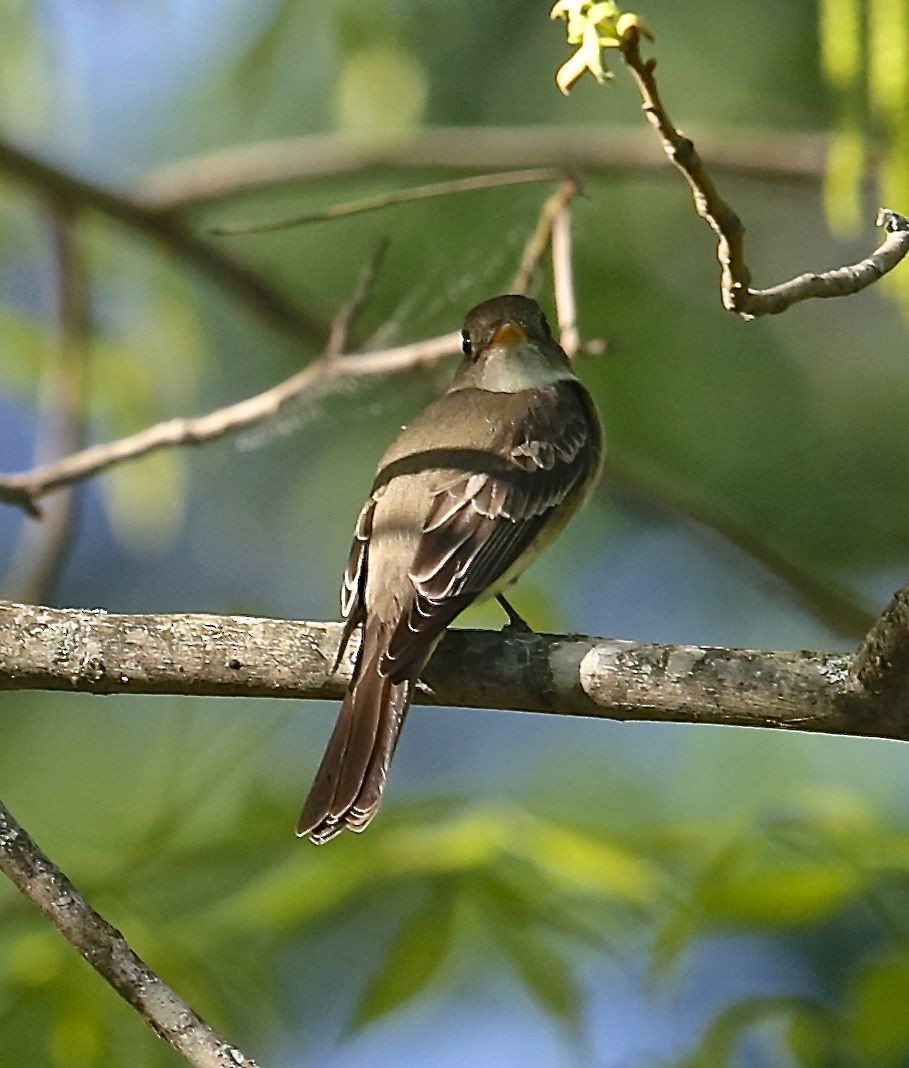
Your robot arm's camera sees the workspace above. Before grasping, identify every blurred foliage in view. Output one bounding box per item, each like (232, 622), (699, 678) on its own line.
(820, 0), (909, 309)
(2, 1), (909, 1066)
(4, 786), (909, 1065)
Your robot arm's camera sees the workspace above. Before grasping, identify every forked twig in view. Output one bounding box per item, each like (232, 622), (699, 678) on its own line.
(618, 26), (909, 318)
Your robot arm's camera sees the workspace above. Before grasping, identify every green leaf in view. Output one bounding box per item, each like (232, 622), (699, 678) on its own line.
(848, 953), (909, 1065)
(351, 885), (458, 1030)
(496, 924), (582, 1033)
(214, 847), (376, 932)
(679, 996), (826, 1068)
(699, 862), (862, 926)
(511, 816), (661, 906)
(787, 1009), (839, 1068)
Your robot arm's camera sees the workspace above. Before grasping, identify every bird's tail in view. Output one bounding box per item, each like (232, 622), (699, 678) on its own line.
(296, 620), (412, 844)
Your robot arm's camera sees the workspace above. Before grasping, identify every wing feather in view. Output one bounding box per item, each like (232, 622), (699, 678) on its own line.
(382, 382), (600, 682)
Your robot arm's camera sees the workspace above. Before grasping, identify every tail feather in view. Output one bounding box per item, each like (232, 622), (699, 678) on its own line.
(297, 621), (413, 843)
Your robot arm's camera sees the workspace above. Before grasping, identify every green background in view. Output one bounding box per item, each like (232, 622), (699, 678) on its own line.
(1, 1), (908, 1065)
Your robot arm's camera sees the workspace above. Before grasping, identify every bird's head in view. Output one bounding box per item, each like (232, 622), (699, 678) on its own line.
(451, 294), (573, 393)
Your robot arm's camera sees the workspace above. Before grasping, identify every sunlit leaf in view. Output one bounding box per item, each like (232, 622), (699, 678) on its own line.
(511, 816), (661, 906)
(214, 848), (377, 932)
(699, 863), (862, 926)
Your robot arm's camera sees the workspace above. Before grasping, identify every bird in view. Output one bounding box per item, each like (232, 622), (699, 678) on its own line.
(297, 293), (604, 844)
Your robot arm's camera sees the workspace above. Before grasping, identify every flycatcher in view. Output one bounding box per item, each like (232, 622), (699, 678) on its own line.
(297, 294), (604, 844)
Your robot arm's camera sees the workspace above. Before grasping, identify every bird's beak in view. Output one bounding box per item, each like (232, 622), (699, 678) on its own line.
(489, 321), (529, 348)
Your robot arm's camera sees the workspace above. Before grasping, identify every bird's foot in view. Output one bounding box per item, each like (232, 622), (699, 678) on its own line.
(496, 593), (533, 635)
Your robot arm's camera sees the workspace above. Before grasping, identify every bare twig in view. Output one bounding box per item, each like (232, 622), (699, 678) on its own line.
(4, 204), (90, 602)
(0, 332), (461, 516)
(0, 137), (323, 343)
(325, 239), (390, 359)
(137, 125), (833, 212)
(550, 195), (580, 356)
(0, 797), (259, 1068)
(211, 167), (567, 235)
(0, 179), (581, 516)
(617, 28), (909, 318)
(1, 597), (903, 742)
(511, 176), (581, 293)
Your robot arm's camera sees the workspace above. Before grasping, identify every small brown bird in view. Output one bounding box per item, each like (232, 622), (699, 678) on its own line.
(297, 294), (604, 843)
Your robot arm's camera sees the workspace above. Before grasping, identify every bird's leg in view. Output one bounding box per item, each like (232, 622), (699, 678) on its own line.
(496, 593), (533, 634)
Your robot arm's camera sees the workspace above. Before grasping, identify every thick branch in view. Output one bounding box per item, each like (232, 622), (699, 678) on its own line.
(2, 599), (904, 742)
(0, 137), (322, 343)
(853, 586), (909, 704)
(618, 29), (909, 317)
(0, 798), (259, 1068)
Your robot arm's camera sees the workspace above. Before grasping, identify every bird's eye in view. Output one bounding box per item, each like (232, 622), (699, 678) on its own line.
(461, 331), (473, 356)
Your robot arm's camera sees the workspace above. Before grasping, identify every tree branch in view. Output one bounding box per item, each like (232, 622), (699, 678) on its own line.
(2, 597), (906, 742)
(211, 167), (568, 235)
(4, 204), (91, 600)
(0, 797), (259, 1068)
(853, 586), (909, 704)
(137, 125), (833, 212)
(0, 137), (323, 343)
(617, 28), (909, 318)
(0, 178), (576, 517)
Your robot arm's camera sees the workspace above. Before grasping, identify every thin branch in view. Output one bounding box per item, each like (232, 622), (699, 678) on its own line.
(4, 204), (90, 601)
(0, 598), (900, 742)
(550, 194), (580, 356)
(325, 239), (390, 359)
(211, 167), (568, 235)
(0, 332), (460, 515)
(0, 179), (578, 516)
(511, 176), (581, 293)
(605, 457), (877, 639)
(0, 797), (259, 1068)
(0, 137), (323, 343)
(137, 125), (833, 212)
(617, 28), (909, 318)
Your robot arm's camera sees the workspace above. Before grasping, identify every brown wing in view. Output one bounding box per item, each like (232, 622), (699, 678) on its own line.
(333, 488), (380, 672)
(381, 381), (600, 684)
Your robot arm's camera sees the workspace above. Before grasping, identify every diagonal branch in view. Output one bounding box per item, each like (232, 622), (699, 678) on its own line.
(0, 137), (323, 343)
(0, 797), (259, 1068)
(0, 331), (460, 515)
(1, 597), (905, 743)
(511, 176), (581, 293)
(617, 27), (909, 318)
(211, 167), (568, 235)
(0, 179), (575, 517)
